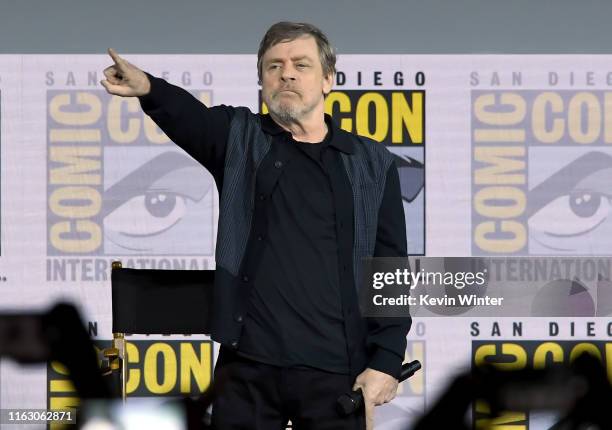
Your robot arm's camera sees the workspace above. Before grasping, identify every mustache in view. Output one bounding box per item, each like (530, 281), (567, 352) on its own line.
(274, 87), (301, 96)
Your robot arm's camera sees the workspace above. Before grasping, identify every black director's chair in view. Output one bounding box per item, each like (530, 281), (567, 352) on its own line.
(103, 261), (214, 400)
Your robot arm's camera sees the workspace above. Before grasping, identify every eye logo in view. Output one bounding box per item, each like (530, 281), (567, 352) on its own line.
(394, 154), (424, 204)
(528, 151), (612, 254)
(46, 87), (216, 281)
(103, 150), (215, 255)
(392, 152), (425, 256)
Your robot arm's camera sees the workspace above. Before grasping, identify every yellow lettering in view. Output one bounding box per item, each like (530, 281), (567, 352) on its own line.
(49, 397), (79, 430)
(48, 186), (101, 218)
(49, 220), (101, 253)
(144, 343), (177, 394)
(605, 93), (612, 143)
(49, 147), (101, 185)
(325, 92), (353, 132)
(474, 221), (525, 253)
(180, 342), (212, 393)
(532, 92), (564, 143)
(108, 97), (141, 143)
(474, 93), (526, 125)
(568, 92), (601, 144)
(356, 92), (388, 142)
(474, 187), (526, 218)
(569, 343), (603, 363)
(49, 92), (101, 125)
(533, 342), (564, 369)
(126, 342), (140, 394)
(474, 147), (526, 185)
(50, 380), (76, 392)
(392, 92), (422, 144)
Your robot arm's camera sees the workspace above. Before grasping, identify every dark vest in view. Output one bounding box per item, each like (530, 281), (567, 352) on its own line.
(210, 108), (395, 377)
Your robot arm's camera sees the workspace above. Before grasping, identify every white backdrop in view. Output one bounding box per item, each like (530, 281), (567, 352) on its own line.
(1, 54), (612, 429)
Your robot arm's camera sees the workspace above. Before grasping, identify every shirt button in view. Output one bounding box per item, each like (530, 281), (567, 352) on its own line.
(274, 160), (283, 168)
(259, 194), (265, 201)
(234, 315), (244, 323)
(242, 275), (249, 282)
(230, 340), (239, 349)
(257, 235), (264, 241)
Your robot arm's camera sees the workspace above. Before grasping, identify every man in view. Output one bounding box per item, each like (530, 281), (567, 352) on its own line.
(101, 21), (411, 430)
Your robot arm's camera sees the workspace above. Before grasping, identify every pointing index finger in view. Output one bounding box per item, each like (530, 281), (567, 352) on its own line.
(107, 48), (126, 69)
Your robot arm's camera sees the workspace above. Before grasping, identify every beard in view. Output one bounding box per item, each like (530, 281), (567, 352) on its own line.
(265, 90), (317, 123)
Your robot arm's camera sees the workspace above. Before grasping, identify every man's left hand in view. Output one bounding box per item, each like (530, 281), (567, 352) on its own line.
(352, 368), (399, 430)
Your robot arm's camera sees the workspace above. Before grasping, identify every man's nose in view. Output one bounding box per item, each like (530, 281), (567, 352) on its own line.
(281, 67), (296, 81)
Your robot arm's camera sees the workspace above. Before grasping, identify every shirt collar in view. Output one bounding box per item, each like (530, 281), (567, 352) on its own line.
(260, 113), (355, 154)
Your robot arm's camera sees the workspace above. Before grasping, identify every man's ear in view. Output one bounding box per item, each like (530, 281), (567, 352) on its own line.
(323, 72), (334, 96)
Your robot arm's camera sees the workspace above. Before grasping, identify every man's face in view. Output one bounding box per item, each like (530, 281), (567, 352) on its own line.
(261, 35), (333, 123)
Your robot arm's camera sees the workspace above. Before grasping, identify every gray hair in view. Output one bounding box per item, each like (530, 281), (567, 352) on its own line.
(257, 21), (336, 84)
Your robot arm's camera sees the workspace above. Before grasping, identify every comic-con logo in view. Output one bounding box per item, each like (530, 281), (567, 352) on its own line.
(259, 85), (426, 255)
(472, 340), (612, 429)
(472, 90), (612, 255)
(47, 339), (213, 430)
(46, 89), (216, 280)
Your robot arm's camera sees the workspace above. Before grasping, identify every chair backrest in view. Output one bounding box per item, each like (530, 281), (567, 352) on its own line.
(106, 262), (215, 401)
(111, 264), (214, 335)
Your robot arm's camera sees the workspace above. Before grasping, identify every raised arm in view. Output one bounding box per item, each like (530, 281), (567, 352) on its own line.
(101, 48), (232, 187)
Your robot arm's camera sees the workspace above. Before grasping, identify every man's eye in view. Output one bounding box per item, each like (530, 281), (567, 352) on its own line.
(297, 64), (307, 68)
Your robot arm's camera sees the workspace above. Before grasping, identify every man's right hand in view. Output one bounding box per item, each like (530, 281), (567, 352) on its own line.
(101, 48), (151, 97)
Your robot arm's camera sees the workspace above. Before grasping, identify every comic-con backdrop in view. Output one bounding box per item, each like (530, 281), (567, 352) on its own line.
(1, 55), (612, 429)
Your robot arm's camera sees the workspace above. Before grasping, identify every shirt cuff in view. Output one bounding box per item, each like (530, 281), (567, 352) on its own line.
(367, 348), (403, 379)
(137, 72), (163, 111)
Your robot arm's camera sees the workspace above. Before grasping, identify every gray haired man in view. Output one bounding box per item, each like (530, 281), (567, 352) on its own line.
(102, 21), (411, 430)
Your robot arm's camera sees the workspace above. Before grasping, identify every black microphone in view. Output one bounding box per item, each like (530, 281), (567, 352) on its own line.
(336, 360), (422, 416)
